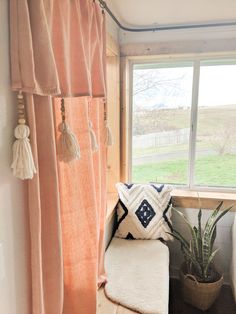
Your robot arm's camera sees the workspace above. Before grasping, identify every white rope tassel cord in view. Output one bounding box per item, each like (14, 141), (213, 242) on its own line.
(59, 98), (81, 162)
(89, 121), (98, 152)
(11, 92), (36, 180)
(105, 122), (113, 146)
(104, 101), (113, 146)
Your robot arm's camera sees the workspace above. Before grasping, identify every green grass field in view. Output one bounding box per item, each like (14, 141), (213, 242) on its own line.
(133, 142), (211, 157)
(132, 154), (236, 187)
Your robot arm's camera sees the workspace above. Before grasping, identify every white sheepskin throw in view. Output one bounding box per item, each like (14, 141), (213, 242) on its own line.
(105, 238), (169, 314)
(115, 183), (173, 240)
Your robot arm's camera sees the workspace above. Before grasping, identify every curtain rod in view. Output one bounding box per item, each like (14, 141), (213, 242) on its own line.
(98, 0), (236, 33)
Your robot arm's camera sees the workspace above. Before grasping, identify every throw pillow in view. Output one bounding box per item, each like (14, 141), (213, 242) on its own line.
(115, 182), (173, 240)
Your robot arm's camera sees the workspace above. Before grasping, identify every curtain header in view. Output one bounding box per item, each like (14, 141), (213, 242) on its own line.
(10, 0), (106, 98)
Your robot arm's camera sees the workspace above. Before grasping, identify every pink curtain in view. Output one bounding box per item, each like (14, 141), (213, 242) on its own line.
(54, 97), (107, 313)
(10, 0), (106, 97)
(10, 1), (107, 313)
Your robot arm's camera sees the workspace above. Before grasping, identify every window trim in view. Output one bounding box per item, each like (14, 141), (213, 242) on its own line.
(127, 52), (236, 193)
(188, 60), (200, 188)
(171, 189), (236, 211)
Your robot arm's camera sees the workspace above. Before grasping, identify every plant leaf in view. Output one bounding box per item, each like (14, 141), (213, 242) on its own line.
(198, 209), (202, 235)
(193, 226), (199, 259)
(203, 201), (223, 236)
(172, 228), (190, 249)
(197, 209), (203, 265)
(172, 208), (199, 253)
(182, 245), (202, 277)
(209, 205), (233, 234)
(210, 225), (217, 251)
(202, 204), (232, 270)
(204, 248), (219, 278)
(166, 231), (189, 251)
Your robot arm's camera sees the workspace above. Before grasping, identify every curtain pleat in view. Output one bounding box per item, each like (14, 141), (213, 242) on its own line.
(10, 0), (60, 95)
(89, 99), (107, 286)
(26, 95), (64, 314)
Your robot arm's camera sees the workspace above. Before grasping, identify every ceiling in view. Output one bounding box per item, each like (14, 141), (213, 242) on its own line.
(106, 0), (236, 27)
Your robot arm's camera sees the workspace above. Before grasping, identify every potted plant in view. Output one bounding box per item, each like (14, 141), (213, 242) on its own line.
(169, 201), (233, 311)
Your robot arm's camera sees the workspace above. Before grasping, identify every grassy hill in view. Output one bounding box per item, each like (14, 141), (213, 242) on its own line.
(133, 104), (236, 136)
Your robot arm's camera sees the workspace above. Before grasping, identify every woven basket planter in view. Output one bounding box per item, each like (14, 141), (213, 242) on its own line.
(180, 265), (223, 311)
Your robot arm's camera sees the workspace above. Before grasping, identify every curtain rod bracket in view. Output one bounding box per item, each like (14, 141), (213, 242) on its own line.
(98, 0), (106, 9)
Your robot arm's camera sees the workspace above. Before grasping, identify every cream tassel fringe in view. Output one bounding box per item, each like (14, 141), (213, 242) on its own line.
(59, 98), (80, 162)
(105, 123), (113, 146)
(59, 122), (81, 162)
(11, 92), (36, 180)
(103, 100), (113, 146)
(89, 121), (98, 152)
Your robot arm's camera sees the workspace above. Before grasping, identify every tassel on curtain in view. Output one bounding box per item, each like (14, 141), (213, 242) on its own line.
(11, 91), (36, 180)
(59, 98), (81, 162)
(89, 121), (99, 152)
(104, 100), (113, 146)
(88, 99), (99, 152)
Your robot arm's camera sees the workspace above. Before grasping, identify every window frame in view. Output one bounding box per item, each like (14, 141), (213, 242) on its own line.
(127, 52), (236, 193)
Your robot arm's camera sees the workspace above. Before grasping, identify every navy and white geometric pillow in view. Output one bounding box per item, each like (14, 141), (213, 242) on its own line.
(115, 183), (173, 241)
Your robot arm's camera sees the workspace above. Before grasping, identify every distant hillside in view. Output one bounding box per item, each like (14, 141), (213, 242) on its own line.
(133, 104), (236, 135)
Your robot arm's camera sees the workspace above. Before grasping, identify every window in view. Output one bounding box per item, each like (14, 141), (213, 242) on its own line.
(131, 58), (236, 190)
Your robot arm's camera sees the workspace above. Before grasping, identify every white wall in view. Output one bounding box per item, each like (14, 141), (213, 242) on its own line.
(168, 208), (235, 284)
(106, 14), (119, 42)
(119, 25), (236, 45)
(0, 1), (30, 313)
(119, 24), (236, 58)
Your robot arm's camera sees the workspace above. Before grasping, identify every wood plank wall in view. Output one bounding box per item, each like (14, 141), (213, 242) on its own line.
(106, 34), (121, 194)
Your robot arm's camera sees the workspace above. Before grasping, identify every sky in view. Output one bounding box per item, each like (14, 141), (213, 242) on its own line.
(199, 65), (236, 106)
(133, 64), (236, 109)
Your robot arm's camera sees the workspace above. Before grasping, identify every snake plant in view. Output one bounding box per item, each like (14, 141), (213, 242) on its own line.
(168, 201), (233, 283)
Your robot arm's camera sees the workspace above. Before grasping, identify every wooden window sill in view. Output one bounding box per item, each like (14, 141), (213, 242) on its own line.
(106, 190), (236, 222)
(171, 189), (236, 211)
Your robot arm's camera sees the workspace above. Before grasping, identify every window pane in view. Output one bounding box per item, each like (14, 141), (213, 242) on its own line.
(132, 63), (193, 184)
(195, 61), (236, 187)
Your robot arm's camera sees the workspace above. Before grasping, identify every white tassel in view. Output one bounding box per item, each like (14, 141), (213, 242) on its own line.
(11, 92), (36, 180)
(105, 123), (113, 146)
(89, 121), (98, 152)
(59, 122), (81, 162)
(103, 101), (113, 146)
(11, 124), (36, 180)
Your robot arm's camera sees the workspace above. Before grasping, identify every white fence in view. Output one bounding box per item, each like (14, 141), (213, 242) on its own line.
(133, 128), (189, 149)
